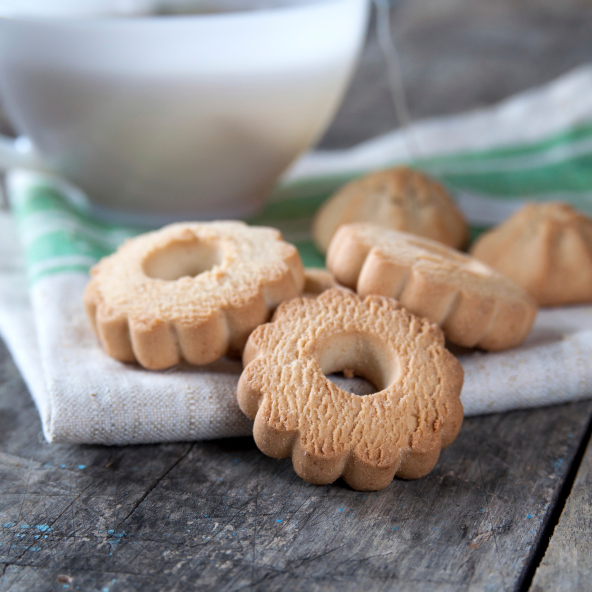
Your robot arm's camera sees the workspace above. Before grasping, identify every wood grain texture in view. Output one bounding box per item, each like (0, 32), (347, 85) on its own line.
(530, 435), (592, 592)
(1, 338), (591, 592)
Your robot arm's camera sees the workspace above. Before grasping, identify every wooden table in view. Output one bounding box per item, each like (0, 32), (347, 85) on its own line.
(2, 1), (592, 590)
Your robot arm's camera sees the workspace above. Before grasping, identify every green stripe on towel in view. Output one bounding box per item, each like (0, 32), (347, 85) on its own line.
(10, 118), (592, 282)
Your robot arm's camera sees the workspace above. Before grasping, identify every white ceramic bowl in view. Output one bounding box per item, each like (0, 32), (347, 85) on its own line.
(0, 0), (369, 223)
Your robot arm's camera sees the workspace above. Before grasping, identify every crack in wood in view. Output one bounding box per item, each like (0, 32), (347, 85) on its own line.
(250, 465), (260, 586)
(1, 482), (95, 578)
(520, 410), (592, 591)
(477, 456), (508, 591)
(115, 443), (195, 530)
(3, 461), (34, 573)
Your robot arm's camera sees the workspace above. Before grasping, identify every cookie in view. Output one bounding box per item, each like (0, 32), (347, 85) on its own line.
(312, 167), (468, 254)
(327, 223), (537, 351)
(471, 202), (592, 306)
(303, 268), (342, 297)
(238, 289), (464, 491)
(84, 221), (305, 370)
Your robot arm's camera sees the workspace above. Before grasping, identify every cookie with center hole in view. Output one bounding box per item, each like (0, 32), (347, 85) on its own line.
(237, 288), (464, 491)
(327, 223), (537, 351)
(84, 221), (305, 370)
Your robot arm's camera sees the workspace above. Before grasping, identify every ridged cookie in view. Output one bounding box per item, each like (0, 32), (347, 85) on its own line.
(327, 223), (537, 351)
(238, 289), (464, 491)
(84, 221), (305, 370)
(471, 202), (592, 306)
(312, 167), (468, 254)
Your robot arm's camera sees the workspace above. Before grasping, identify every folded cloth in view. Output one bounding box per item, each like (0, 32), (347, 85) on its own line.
(3, 65), (592, 445)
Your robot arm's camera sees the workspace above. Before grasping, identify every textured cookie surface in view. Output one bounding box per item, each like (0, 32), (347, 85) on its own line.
(327, 223), (537, 351)
(312, 167), (468, 254)
(84, 221), (305, 370)
(238, 289), (464, 491)
(471, 202), (592, 306)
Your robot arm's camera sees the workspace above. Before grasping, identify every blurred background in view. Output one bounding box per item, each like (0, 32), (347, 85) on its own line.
(2, 0), (592, 149)
(320, 0), (592, 148)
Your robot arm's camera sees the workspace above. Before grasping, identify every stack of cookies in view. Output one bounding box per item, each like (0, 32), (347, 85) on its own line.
(86, 167), (592, 491)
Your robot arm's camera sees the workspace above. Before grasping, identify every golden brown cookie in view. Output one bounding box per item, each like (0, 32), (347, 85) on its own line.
(237, 289), (464, 491)
(312, 167), (468, 254)
(470, 202), (592, 306)
(84, 221), (305, 370)
(327, 223), (537, 351)
(303, 268), (343, 297)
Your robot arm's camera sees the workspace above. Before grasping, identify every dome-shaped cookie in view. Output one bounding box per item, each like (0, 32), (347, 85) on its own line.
(238, 289), (464, 491)
(84, 221), (305, 370)
(470, 202), (592, 306)
(312, 167), (468, 254)
(327, 223), (537, 351)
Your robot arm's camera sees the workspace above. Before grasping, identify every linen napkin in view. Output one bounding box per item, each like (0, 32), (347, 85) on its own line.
(3, 64), (592, 445)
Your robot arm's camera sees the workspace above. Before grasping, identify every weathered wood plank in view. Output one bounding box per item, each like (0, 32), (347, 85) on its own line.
(1, 337), (592, 592)
(529, 432), (592, 592)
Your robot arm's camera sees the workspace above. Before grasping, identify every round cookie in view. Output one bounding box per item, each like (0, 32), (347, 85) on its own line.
(312, 167), (468, 254)
(238, 289), (464, 491)
(471, 202), (592, 306)
(84, 221), (305, 370)
(327, 223), (537, 351)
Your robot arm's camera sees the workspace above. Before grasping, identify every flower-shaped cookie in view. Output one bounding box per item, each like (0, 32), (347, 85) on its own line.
(237, 289), (464, 491)
(327, 223), (537, 351)
(471, 202), (592, 306)
(84, 221), (305, 370)
(312, 167), (468, 254)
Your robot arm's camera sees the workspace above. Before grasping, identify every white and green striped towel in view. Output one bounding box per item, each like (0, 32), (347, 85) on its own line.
(2, 65), (592, 445)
